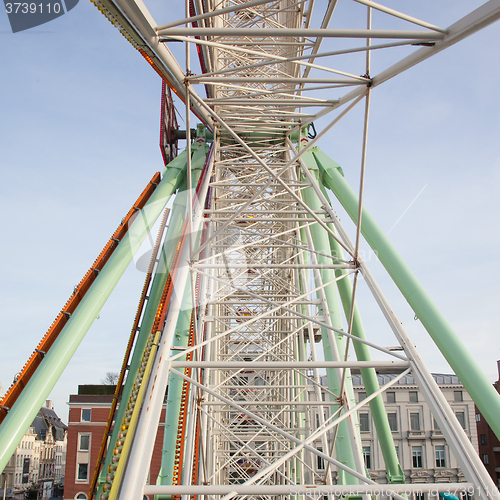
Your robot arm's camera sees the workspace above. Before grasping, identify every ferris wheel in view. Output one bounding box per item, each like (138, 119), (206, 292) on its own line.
(1, 1), (500, 500)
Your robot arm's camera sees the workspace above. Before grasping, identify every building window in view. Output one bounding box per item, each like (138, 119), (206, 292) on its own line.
(409, 391), (418, 403)
(358, 392), (366, 403)
(76, 494), (87, 500)
(387, 412), (398, 432)
(482, 454), (489, 465)
(410, 412), (421, 431)
(454, 391), (463, 402)
(386, 392), (396, 404)
(433, 418), (440, 431)
(81, 409), (91, 422)
(435, 445), (446, 468)
(415, 494), (425, 500)
(455, 411), (466, 430)
(480, 434), (487, 446)
(359, 413), (370, 432)
(476, 414), (481, 422)
(79, 435), (90, 451)
(363, 446), (371, 469)
(412, 446), (423, 468)
(317, 448), (324, 470)
(77, 463), (88, 481)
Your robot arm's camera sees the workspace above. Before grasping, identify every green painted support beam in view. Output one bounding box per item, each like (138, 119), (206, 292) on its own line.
(308, 173), (404, 483)
(101, 133), (210, 490)
(157, 133), (209, 495)
(327, 228), (404, 483)
(0, 155), (187, 473)
(319, 188), (404, 482)
(156, 305), (192, 488)
(299, 154), (362, 486)
(315, 147), (500, 440)
(99, 153), (190, 487)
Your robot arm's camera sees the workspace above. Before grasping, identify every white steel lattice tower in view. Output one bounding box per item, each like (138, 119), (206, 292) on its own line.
(1, 2), (500, 500)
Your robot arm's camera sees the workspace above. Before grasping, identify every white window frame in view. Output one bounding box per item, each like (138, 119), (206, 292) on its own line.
(409, 411), (421, 431)
(455, 410), (467, 430)
(412, 446), (423, 468)
(435, 445), (446, 468)
(77, 463), (89, 482)
(362, 446), (372, 470)
(359, 413), (370, 432)
(81, 408), (91, 422)
(387, 411), (398, 432)
(78, 433), (91, 452)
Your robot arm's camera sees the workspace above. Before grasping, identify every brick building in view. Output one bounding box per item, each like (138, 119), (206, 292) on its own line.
(64, 386), (166, 500)
(475, 361), (500, 488)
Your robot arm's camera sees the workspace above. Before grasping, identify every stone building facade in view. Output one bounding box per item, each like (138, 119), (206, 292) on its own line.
(305, 372), (478, 498)
(350, 373), (477, 488)
(0, 401), (67, 498)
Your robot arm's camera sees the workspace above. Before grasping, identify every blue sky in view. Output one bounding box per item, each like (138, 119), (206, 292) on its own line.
(1, 1), (499, 421)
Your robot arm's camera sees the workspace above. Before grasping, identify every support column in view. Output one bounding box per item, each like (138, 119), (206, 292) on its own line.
(99, 156), (190, 487)
(115, 141), (213, 500)
(300, 154), (363, 486)
(157, 134), (209, 494)
(317, 175), (404, 483)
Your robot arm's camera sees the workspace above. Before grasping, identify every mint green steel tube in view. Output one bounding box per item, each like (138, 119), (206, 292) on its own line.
(313, 177), (403, 482)
(314, 146), (500, 440)
(101, 138), (209, 488)
(300, 155), (360, 485)
(156, 304), (192, 489)
(320, 185), (404, 482)
(155, 272), (197, 497)
(101, 175), (189, 487)
(0, 156), (188, 472)
(156, 140), (209, 494)
(99, 153), (190, 486)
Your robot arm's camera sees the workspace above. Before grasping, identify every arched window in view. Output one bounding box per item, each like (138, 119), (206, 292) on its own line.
(75, 493), (87, 500)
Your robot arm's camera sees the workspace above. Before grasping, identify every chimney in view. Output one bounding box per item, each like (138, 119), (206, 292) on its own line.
(45, 399), (53, 409)
(497, 360), (500, 383)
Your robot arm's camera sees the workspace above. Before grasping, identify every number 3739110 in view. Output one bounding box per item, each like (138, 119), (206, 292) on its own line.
(5, 2), (61, 13)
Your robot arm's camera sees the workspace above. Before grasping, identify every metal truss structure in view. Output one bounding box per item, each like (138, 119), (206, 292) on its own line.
(1, 2), (500, 500)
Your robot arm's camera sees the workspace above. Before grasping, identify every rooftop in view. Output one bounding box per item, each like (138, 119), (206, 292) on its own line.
(351, 373), (461, 387)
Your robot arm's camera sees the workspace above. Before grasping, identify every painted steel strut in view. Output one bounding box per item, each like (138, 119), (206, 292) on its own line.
(88, 206), (170, 500)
